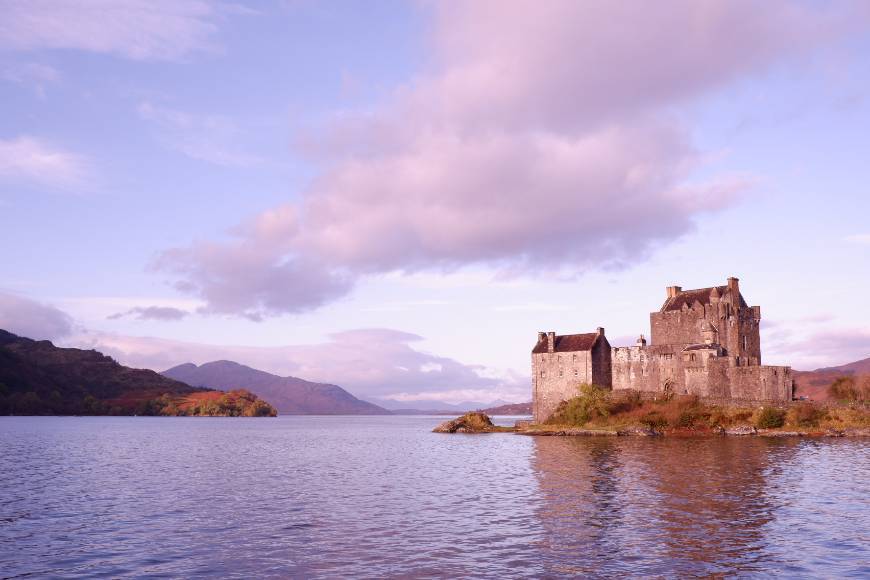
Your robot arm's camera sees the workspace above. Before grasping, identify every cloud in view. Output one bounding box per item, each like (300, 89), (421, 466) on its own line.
(137, 101), (263, 167)
(0, 292), (73, 340)
(75, 328), (527, 403)
(763, 321), (870, 370)
(845, 234), (870, 244)
(0, 136), (89, 187)
(157, 0), (865, 319)
(0, 0), (231, 61)
(107, 306), (189, 321)
(1, 62), (60, 98)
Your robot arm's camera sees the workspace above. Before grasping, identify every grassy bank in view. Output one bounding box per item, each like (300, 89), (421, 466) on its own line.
(533, 384), (870, 435)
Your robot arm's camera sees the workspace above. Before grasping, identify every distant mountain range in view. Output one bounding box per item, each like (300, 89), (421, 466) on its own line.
(793, 356), (870, 400)
(0, 328), (274, 416)
(162, 360), (391, 415)
(375, 398), (532, 415)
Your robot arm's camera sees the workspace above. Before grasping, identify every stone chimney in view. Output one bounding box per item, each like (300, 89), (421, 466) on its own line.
(546, 331), (555, 353)
(596, 327), (605, 336)
(637, 334), (647, 347)
(727, 277), (739, 294)
(537, 331), (545, 343)
(667, 285), (682, 299)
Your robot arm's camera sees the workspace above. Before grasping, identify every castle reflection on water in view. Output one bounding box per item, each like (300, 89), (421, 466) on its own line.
(529, 435), (865, 577)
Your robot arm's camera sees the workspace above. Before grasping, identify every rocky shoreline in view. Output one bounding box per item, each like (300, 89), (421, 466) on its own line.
(434, 413), (870, 437)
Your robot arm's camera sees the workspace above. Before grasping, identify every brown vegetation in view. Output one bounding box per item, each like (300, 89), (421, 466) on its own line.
(539, 384), (870, 434)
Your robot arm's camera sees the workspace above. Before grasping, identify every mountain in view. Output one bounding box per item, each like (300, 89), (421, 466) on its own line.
(480, 402), (532, 415)
(162, 360), (390, 415)
(374, 399), (493, 412)
(793, 356), (870, 401)
(0, 328), (275, 416)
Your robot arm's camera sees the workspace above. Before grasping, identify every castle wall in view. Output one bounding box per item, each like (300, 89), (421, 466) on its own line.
(532, 350), (592, 423)
(650, 301), (761, 364)
(726, 365), (792, 402)
(612, 345), (683, 394)
(611, 348), (791, 402)
(591, 340), (612, 388)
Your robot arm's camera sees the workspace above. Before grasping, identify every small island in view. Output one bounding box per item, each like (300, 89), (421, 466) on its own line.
(436, 383), (870, 437)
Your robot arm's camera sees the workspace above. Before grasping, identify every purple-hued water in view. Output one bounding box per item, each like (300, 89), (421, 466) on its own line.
(1, 416), (868, 578)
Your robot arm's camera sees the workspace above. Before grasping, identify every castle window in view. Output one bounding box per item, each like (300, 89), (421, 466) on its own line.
(572, 354), (577, 363)
(690, 354), (696, 362)
(744, 336), (748, 351)
(574, 369), (578, 377)
(559, 369), (563, 377)
(540, 370), (545, 378)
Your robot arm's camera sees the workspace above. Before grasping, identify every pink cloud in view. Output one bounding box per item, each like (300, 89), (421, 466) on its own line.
(158, 1), (866, 318)
(74, 328), (527, 403)
(0, 292), (73, 340)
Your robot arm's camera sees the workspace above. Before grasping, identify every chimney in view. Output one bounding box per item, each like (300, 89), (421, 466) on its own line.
(537, 331), (545, 343)
(727, 277), (739, 294)
(596, 327), (605, 336)
(637, 334), (647, 347)
(546, 331), (555, 353)
(667, 285), (682, 299)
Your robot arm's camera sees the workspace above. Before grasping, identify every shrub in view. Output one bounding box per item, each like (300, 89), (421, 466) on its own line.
(640, 411), (668, 430)
(787, 402), (827, 428)
(756, 407), (786, 429)
(675, 409), (700, 428)
(829, 377), (858, 402)
(546, 383), (611, 426)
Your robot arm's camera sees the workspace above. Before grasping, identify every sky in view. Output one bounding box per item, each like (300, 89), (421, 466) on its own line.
(1, 0), (870, 405)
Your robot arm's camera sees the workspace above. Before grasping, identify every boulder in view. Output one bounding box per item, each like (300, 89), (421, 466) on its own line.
(433, 412), (496, 433)
(725, 425), (757, 436)
(617, 424), (661, 437)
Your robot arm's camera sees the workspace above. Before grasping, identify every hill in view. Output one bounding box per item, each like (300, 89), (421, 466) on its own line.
(0, 329), (275, 416)
(793, 356), (870, 401)
(162, 360), (390, 415)
(480, 401), (532, 415)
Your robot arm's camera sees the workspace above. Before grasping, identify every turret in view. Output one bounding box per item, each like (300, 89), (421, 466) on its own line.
(727, 277), (740, 306)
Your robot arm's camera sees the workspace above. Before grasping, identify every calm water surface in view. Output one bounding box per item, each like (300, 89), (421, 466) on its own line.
(0, 416), (868, 578)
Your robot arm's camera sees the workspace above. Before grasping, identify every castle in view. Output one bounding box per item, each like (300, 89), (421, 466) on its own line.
(531, 277), (793, 422)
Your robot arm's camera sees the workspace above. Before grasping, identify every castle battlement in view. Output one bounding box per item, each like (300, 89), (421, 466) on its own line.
(531, 277), (793, 422)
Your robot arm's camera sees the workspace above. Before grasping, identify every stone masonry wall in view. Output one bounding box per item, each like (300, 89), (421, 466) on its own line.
(532, 350), (592, 423)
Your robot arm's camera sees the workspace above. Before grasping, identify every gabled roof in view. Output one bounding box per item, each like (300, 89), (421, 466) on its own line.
(661, 286), (747, 312)
(532, 332), (600, 354)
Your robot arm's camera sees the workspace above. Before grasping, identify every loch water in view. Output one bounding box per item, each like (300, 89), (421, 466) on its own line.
(0, 416), (868, 578)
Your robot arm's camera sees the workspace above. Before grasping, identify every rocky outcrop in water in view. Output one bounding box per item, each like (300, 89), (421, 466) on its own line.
(433, 412), (501, 433)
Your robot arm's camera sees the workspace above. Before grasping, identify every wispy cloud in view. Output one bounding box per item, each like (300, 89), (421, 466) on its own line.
(137, 101), (263, 167)
(1, 62), (60, 98)
(844, 234), (870, 244)
(107, 306), (189, 321)
(0, 0), (230, 62)
(73, 327), (526, 403)
(0, 136), (90, 188)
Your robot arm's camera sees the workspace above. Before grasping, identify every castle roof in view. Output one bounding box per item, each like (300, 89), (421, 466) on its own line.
(661, 286), (747, 312)
(683, 343), (722, 351)
(532, 332), (600, 354)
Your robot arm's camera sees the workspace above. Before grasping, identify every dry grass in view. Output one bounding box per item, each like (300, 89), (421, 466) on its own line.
(540, 387), (870, 433)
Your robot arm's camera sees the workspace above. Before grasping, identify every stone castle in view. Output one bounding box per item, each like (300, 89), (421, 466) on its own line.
(531, 277), (793, 422)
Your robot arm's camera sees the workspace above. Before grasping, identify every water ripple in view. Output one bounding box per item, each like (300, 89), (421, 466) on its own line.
(0, 417), (867, 578)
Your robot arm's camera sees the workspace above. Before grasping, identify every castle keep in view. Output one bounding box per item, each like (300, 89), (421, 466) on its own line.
(531, 277), (793, 422)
